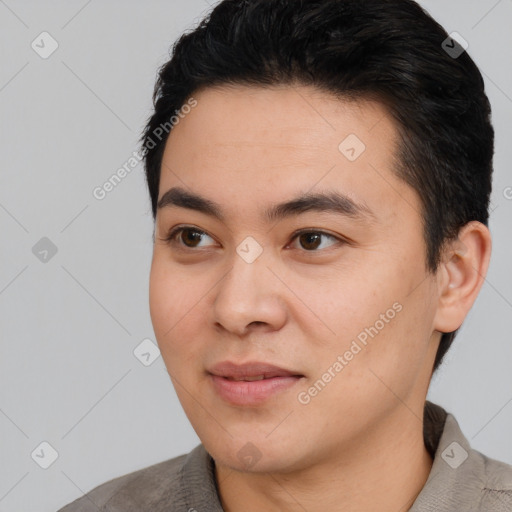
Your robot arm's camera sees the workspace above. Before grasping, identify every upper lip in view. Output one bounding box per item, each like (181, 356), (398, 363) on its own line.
(208, 361), (303, 379)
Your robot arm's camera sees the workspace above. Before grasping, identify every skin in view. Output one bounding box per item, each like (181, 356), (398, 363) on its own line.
(149, 84), (491, 512)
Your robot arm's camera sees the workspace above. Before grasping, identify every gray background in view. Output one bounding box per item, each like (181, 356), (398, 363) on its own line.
(0, 1), (511, 510)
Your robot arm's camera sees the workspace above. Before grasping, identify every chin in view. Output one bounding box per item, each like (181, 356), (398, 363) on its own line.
(205, 433), (307, 474)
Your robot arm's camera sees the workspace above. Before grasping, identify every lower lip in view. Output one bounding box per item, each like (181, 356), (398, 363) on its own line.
(209, 374), (302, 406)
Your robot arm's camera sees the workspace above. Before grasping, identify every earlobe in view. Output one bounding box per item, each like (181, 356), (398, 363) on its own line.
(433, 221), (492, 333)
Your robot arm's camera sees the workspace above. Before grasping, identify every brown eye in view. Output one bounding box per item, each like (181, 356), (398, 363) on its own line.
(164, 226), (216, 248)
(180, 228), (205, 247)
(291, 231), (341, 251)
(299, 233), (322, 250)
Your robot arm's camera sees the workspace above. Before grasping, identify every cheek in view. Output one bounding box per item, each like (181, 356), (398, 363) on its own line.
(314, 255), (433, 371)
(335, 286), (436, 401)
(149, 263), (179, 340)
(149, 254), (216, 372)
(306, 269), (397, 341)
(150, 253), (203, 327)
(150, 258), (192, 351)
(297, 297), (433, 436)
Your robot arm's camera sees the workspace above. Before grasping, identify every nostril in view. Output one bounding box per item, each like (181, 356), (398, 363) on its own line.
(249, 321), (267, 327)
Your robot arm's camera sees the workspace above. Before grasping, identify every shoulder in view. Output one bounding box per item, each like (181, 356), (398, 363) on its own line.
(414, 403), (512, 511)
(57, 445), (202, 511)
(443, 412), (512, 503)
(469, 446), (512, 509)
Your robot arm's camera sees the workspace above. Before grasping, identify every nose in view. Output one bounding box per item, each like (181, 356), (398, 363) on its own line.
(212, 252), (288, 337)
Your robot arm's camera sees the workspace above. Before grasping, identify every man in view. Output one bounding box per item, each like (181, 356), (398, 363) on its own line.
(59, 0), (512, 510)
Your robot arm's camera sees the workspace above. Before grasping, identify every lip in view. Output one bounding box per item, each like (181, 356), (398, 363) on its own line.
(208, 361), (304, 406)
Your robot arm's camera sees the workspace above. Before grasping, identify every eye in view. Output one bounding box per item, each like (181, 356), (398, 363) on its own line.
(163, 226), (217, 248)
(289, 230), (341, 251)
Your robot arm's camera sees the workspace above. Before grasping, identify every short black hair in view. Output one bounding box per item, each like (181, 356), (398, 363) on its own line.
(140, 0), (494, 372)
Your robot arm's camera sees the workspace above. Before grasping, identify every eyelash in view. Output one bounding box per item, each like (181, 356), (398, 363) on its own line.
(161, 225), (347, 252)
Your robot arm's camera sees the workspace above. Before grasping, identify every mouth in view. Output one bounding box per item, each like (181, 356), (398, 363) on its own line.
(207, 361), (304, 405)
(224, 375), (271, 381)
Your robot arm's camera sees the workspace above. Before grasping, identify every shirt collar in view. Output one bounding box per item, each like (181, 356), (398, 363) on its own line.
(410, 401), (491, 511)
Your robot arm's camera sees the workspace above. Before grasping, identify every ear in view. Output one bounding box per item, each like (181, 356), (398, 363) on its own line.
(433, 221), (492, 333)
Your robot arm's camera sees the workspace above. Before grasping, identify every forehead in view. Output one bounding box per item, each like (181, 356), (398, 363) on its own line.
(166, 84), (394, 160)
(159, 84), (420, 227)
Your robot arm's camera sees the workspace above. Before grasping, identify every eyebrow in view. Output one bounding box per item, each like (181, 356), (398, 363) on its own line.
(157, 186), (375, 223)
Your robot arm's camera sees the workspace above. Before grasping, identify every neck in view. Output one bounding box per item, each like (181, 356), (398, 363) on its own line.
(215, 408), (433, 512)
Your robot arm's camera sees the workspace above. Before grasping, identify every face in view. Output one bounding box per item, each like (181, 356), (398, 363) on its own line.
(149, 85), (441, 473)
